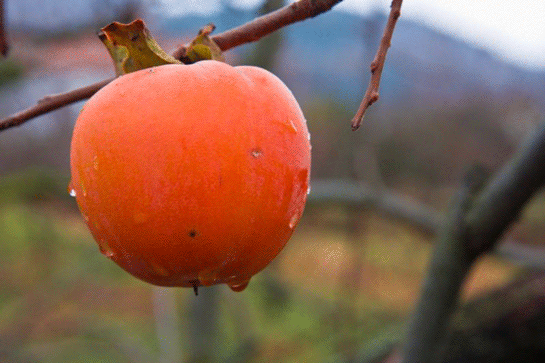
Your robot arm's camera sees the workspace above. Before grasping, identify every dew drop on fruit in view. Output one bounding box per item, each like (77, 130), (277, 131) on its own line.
(98, 239), (115, 258)
(67, 181), (76, 197)
(227, 278), (250, 292)
(289, 214), (299, 229)
(307, 185), (311, 195)
(198, 270), (218, 286)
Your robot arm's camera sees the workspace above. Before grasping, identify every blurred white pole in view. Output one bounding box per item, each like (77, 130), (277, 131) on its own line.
(152, 286), (183, 363)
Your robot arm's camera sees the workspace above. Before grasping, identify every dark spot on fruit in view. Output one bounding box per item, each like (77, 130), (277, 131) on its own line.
(189, 229), (198, 238)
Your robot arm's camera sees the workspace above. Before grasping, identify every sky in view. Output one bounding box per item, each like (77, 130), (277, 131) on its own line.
(155, 0), (545, 70)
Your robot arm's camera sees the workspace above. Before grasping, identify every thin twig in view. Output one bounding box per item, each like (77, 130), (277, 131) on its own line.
(0, 0), (8, 57)
(351, 0), (403, 131)
(0, 79), (112, 131)
(0, 0), (343, 133)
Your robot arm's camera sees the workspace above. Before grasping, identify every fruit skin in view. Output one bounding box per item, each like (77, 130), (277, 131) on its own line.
(70, 60), (310, 291)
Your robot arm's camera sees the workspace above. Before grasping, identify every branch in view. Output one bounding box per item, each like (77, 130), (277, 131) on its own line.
(351, 0), (403, 131)
(401, 168), (486, 363)
(309, 179), (545, 269)
(0, 79), (112, 131)
(401, 119), (545, 363)
(0, 0), (8, 57)
(172, 0), (343, 59)
(0, 0), (343, 133)
(308, 179), (441, 234)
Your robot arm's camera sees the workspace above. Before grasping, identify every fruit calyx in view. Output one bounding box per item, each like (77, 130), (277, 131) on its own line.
(98, 19), (224, 76)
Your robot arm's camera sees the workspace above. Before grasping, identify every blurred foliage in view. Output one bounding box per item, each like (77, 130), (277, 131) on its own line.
(0, 58), (25, 88)
(0, 168), (423, 362)
(0, 167), (72, 205)
(0, 163), (521, 362)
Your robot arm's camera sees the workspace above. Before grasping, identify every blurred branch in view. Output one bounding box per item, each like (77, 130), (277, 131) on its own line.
(401, 119), (545, 363)
(0, 0), (343, 133)
(308, 179), (441, 234)
(309, 179), (545, 269)
(0, 0), (8, 56)
(0, 79), (112, 131)
(187, 286), (220, 363)
(401, 167), (487, 363)
(152, 287), (182, 363)
(351, 0), (403, 131)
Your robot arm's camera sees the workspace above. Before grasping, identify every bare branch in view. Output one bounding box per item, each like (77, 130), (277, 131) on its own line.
(308, 179), (441, 234)
(0, 0), (8, 56)
(173, 0), (343, 59)
(1, 0), (344, 133)
(0, 79), (112, 131)
(351, 0), (403, 131)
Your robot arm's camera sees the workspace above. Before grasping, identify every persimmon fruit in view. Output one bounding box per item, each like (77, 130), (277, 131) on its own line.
(69, 60), (311, 293)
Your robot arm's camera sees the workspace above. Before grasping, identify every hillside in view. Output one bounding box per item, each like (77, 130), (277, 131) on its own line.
(157, 8), (545, 109)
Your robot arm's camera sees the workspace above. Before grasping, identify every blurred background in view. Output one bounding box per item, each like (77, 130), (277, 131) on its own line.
(1, 0), (545, 362)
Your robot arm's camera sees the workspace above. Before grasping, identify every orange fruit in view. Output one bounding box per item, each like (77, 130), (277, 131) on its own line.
(69, 61), (311, 293)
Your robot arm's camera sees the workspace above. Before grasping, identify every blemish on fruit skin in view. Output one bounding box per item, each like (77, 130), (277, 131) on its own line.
(150, 262), (170, 277)
(188, 229), (198, 238)
(93, 155), (99, 170)
(288, 119), (297, 133)
(251, 148), (262, 158)
(276, 118), (298, 134)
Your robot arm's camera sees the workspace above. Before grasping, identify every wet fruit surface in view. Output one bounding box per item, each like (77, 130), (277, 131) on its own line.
(70, 61), (311, 292)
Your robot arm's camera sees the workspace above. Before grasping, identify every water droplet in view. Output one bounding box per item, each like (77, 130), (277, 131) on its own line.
(93, 155), (99, 170)
(251, 148), (262, 158)
(69, 189), (76, 197)
(98, 239), (115, 258)
(227, 278), (250, 292)
(307, 131), (311, 141)
(289, 214), (299, 229)
(306, 185), (311, 195)
(198, 270), (218, 286)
